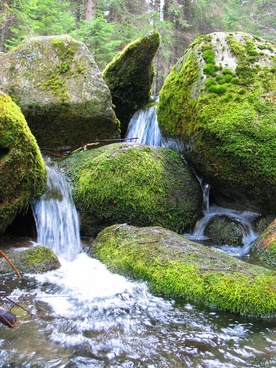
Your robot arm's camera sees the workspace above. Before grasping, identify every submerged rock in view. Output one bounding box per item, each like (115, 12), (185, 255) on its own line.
(157, 32), (276, 214)
(251, 218), (276, 266)
(0, 246), (60, 274)
(95, 224), (276, 318)
(103, 31), (160, 136)
(0, 35), (120, 150)
(62, 142), (202, 237)
(0, 92), (46, 234)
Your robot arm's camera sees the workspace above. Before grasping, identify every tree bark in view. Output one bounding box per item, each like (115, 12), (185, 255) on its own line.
(85, 0), (96, 21)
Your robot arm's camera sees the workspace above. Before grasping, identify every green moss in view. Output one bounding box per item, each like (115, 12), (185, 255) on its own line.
(95, 224), (276, 318)
(103, 31), (160, 135)
(157, 32), (276, 212)
(0, 93), (46, 233)
(62, 143), (202, 236)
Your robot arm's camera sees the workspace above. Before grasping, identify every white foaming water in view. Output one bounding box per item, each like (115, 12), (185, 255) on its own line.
(126, 104), (162, 146)
(32, 163), (82, 261)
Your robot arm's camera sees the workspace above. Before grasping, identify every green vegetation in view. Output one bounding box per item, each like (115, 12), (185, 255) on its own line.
(62, 143), (202, 236)
(0, 93), (46, 233)
(95, 224), (276, 318)
(157, 32), (276, 213)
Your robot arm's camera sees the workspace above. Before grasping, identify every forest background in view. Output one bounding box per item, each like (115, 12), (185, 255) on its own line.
(0, 0), (275, 93)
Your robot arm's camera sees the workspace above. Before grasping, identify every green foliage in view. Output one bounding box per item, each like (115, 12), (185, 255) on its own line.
(70, 15), (121, 70)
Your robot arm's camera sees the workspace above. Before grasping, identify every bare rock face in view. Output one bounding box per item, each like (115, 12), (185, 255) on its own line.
(0, 35), (120, 151)
(158, 32), (276, 214)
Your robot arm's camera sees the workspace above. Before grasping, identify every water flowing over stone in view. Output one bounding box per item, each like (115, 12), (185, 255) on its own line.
(32, 162), (82, 261)
(126, 104), (162, 146)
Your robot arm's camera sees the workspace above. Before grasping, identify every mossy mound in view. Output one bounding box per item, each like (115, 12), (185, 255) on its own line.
(205, 215), (244, 246)
(157, 32), (276, 213)
(251, 218), (276, 266)
(95, 224), (276, 318)
(103, 31), (160, 136)
(62, 143), (202, 237)
(0, 35), (119, 150)
(0, 246), (60, 274)
(0, 92), (46, 233)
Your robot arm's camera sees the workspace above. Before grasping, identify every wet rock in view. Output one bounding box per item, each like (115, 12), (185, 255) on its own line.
(0, 246), (60, 274)
(205, 215), (244, 246)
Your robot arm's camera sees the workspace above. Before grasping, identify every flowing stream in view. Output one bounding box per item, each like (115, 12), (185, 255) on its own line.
(1, 114), (276, 366)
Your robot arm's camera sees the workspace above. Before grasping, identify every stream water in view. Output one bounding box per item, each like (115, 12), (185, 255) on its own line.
(1, 109), (276, 367)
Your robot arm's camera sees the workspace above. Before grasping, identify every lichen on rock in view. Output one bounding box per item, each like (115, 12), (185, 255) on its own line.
(0, 35), (120, 150)
(0, 92), (46, 233)
(61, 142), (202, 237)
(157, 32), (276, 214)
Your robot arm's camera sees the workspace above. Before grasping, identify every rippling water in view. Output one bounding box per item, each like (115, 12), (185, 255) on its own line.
(1, 251), (276, 368)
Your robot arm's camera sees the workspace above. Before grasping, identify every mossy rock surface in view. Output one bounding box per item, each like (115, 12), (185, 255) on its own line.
(62, 142), (202, 237)
(251, 218), (276, 266)
(0, 92), (46, 233)
(0, 35), (119, 150)
(94, 224), (276, 318)
(157, 32), (276, 213)
(103, 31), (160, 136)
(0, 246), (60, 274)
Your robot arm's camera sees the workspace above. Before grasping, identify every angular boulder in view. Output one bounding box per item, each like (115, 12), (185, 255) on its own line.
(0, 35), (120, 151)
(0, 92), (46, 233)
(103, 31), (160, 136)
(157, 32), (276, 214)
(251, 218), (276, 266)
(61, 143), (202, 237)
(94, 224), (276, 318)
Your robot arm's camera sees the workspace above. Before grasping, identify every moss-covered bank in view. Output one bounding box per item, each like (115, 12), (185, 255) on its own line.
(0, 92), (46, 233)
(95, 224), (276, 318)
(62, 143), (202, 237)
(103, 31), (160, 136)
(157, 32), (276, 213)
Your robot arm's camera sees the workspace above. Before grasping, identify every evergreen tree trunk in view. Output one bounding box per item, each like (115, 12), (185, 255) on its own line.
(85, 0), (97, 20)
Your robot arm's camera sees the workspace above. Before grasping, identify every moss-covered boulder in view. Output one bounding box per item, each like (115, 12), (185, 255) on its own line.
(0, 35), (120, 151)
(251, 218), (276, 266)
(0, 246), (60, 274)
(205, 215), (244, 246)
(62, 143), (202, 237)
(103, 32), (160, 136)
(0, 92), (46, 233)
(157, 32), (276, 214)
(95, 224), (276, 318)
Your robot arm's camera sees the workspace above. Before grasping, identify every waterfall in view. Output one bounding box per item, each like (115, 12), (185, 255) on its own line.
(126, 104), (162, 146)
(32, 162), (82, 261)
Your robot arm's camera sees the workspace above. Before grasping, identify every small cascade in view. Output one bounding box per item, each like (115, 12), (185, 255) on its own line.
(32, 162), (82, 261)
(186, 181), (259, 257)
(126, 104), (162, 146)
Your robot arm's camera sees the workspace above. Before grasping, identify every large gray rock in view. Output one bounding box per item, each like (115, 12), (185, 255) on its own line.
(0, 35), (120, 150)
(157, 32), (276, 214)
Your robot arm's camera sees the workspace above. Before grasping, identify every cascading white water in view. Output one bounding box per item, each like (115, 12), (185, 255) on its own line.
(32, 162), (82, 261)
(126, 103), (162, 146)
